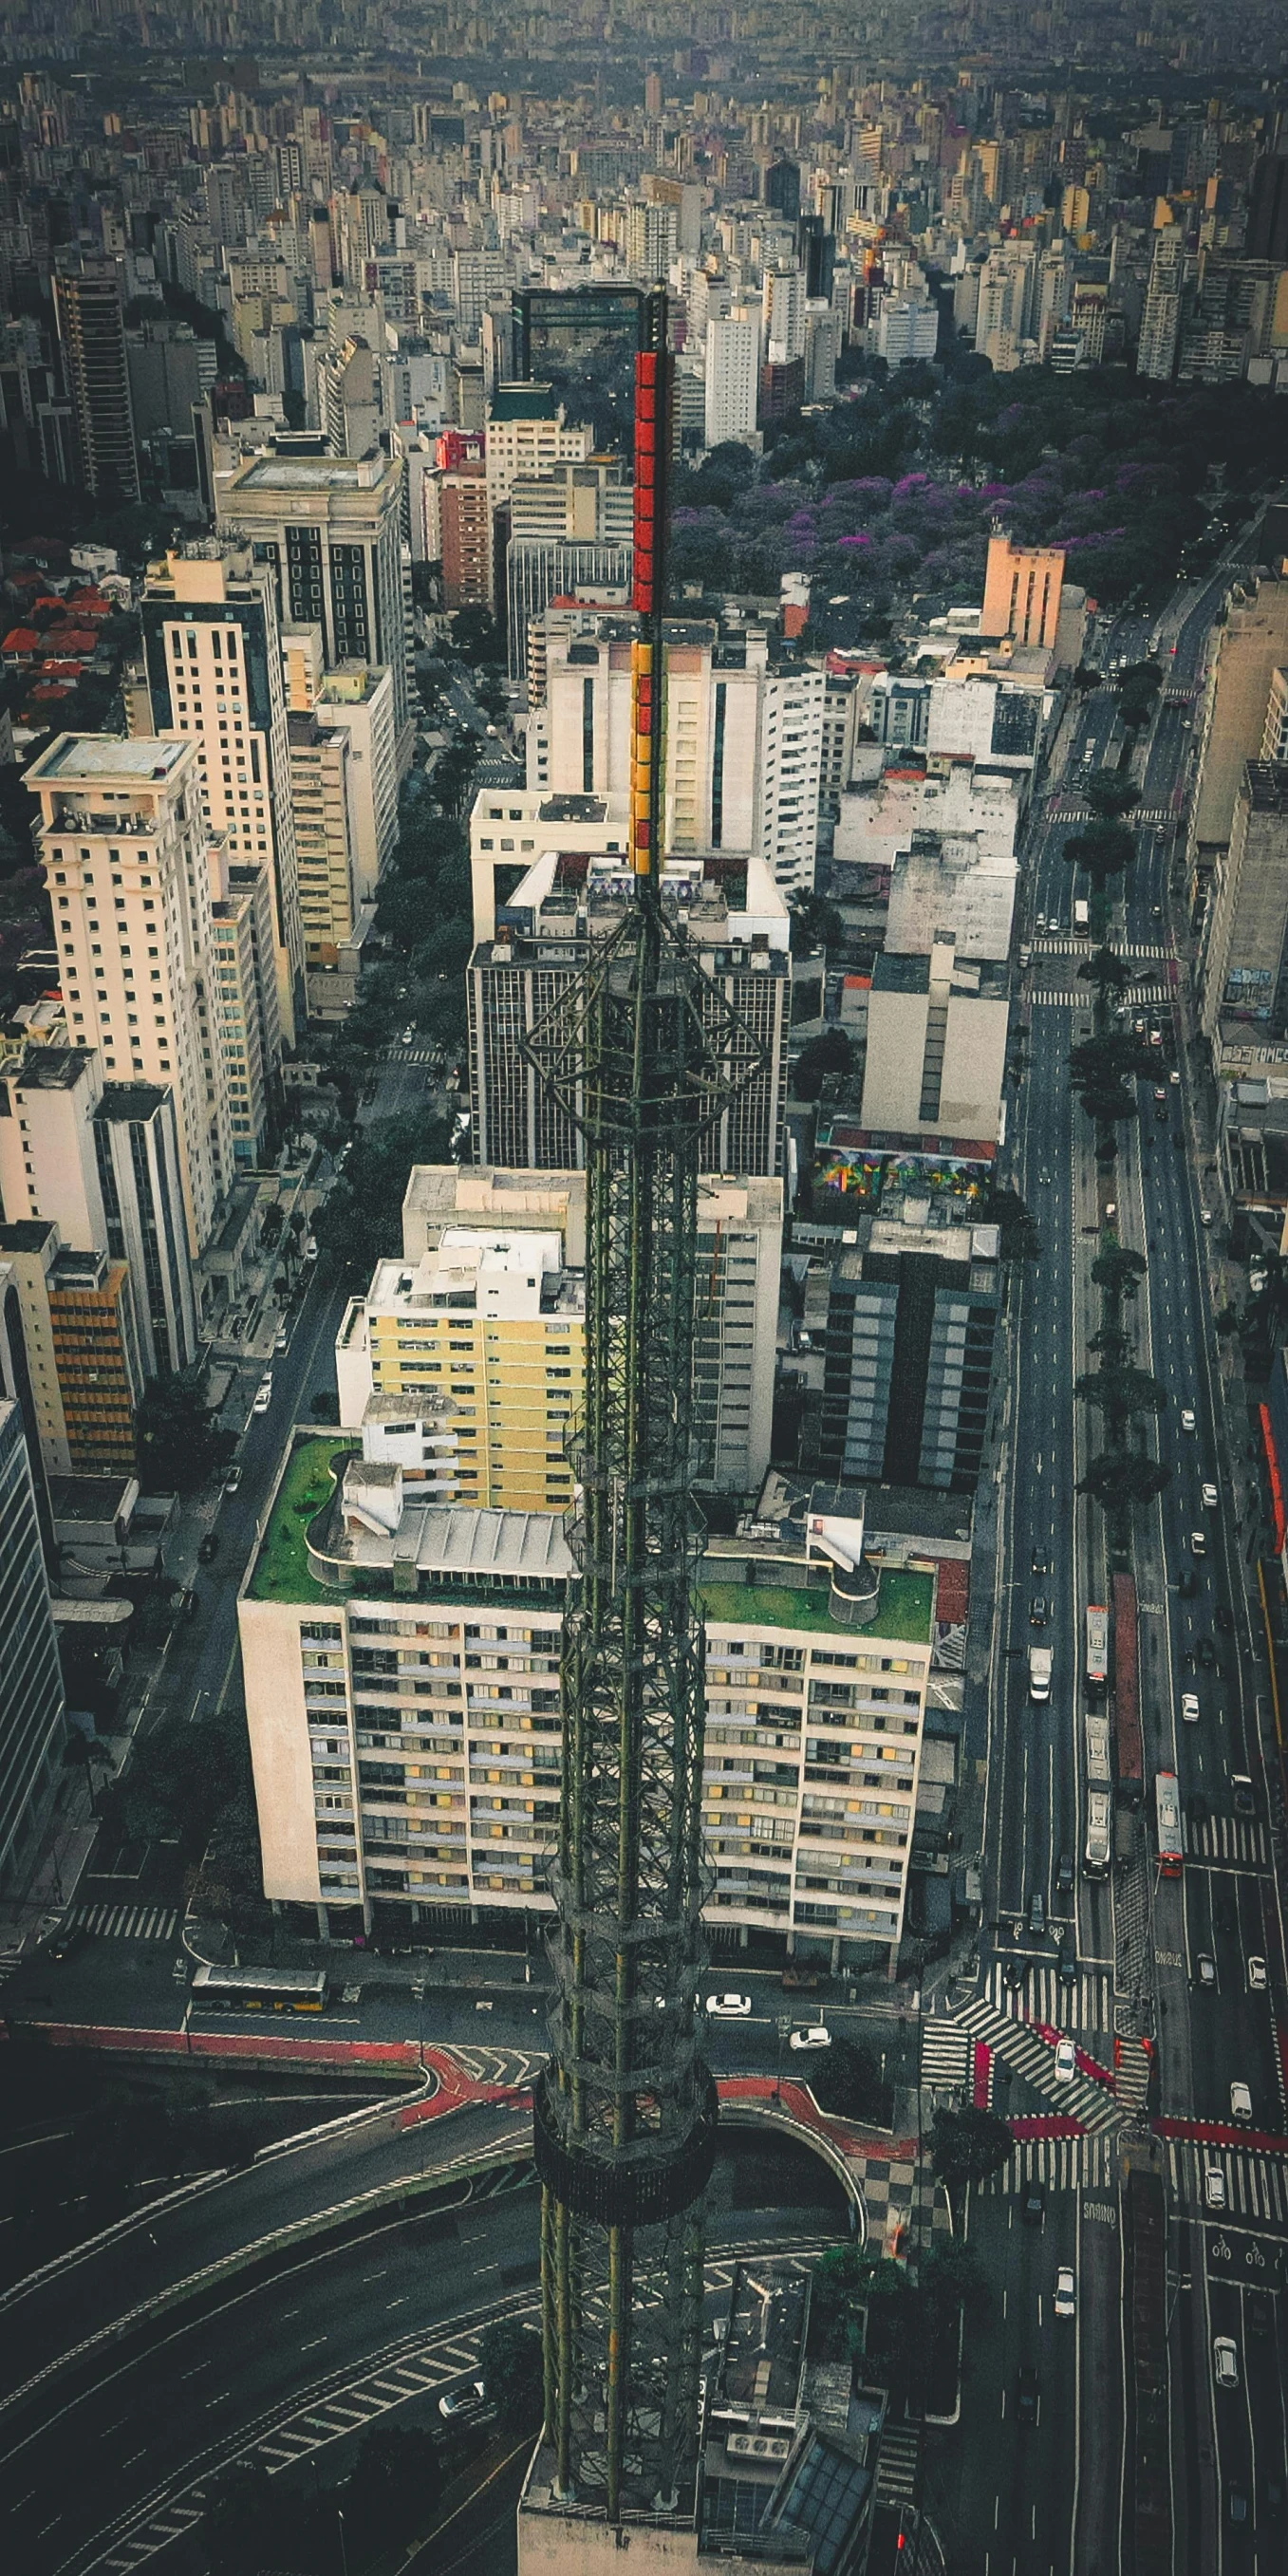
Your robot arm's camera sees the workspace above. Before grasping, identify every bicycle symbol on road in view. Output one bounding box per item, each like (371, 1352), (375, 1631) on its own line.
(1245, 2243), (1265, 2268)
(1211, 2236), (1231, 2261)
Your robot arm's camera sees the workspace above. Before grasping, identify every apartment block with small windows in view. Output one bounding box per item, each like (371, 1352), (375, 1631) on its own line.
(210, 887), (274, 1165)
(287, 710), (357, 972)
(238, 1448), (933, 1970)
(47, 1245), (143, 1476)
(25, 735), (233, 1263)
(335, 1227), (584, 1514)
(0, 1396), (67, 1894)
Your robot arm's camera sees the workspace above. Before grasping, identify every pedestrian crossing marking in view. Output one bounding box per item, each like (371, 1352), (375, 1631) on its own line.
(919, 2020), (971, 2091)
(978, 2130), (1117, 2194)
(1032, 986), (1172, 1008)
(1032, 939), (1173, 960)
(1186, 1817), (1268, 1867)
(69, 1902), (179, 1942)
(981, 1962), (1115, 2034)
(1166, 2139), (1288, 2230)
(954, 1995), (1123, 2132)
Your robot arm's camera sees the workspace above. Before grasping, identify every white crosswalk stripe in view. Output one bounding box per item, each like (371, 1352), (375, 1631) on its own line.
(1032, 985), (1172, 1008)
(919, 2019), (971, 2091)
(70, 1901), (179, 1942)
(978, 2131), (1117, 2195)
(983, 1961), (1114, 2033)
(1166, 2140), (1288, 2228)
(955, 1996), (1124, 2131)
(1033, 939), (1173, 960)
(874, 2421), (921, 2506)
(1187, 1816), (1268, 1867)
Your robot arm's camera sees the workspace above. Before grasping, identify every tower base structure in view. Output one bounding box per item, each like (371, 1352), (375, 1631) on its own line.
(516, 2448), (807, 2576)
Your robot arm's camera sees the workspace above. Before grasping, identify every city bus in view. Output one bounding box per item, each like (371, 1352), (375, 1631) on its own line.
(1154, 1771), (1184, 1879)
(1084, 1789), (1112, 1880)
(1085, 1711), (1112, 1788)
(1086, 1604), (1110, 1689)
(190, 1965), (329, 2012)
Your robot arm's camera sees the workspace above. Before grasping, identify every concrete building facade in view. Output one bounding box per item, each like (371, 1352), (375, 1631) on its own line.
(0, 1397), (66, 1893)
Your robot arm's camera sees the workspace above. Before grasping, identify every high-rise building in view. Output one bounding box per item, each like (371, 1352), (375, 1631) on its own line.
(52, 259), (140, 504)
(1246, 149), (1288, 264)
(287, 710), (359, 989)
(857, 940), (1010, 1148)
(1187, 580), (1288, 963)
(469, 849), (790, 1177)
(0, 1224), (73, 1487)
(45, 1244), (143, 1476)
(809, 1199), (1002, 1492)
(1137, 224), (1186, 382)
(211, 875), (279, 1164)
(484, 384), (593, 525)
(337, 1228), (584, 1513)
(980, 529), (1066, 651)
(236, 1458), (932, 1968)
(216, 446), (412, 749)
(0, 1396), (66, 1893)
(140, 545), (306, 1046)
(436, 455), (491, 610)
(703, 310), (760, 449)
(1201, 764), (1288, 1035)
(525, 613), (825, 889)
(26, 736), (233, 1263)
(763, 262), (808, 361)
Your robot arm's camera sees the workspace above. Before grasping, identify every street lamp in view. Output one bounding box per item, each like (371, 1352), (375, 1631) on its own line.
(337, 2507), (349, 2576)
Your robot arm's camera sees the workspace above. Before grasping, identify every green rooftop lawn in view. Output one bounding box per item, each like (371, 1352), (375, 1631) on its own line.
(700, 1567), (934, 1648)
(249, 1437), (357, 1603)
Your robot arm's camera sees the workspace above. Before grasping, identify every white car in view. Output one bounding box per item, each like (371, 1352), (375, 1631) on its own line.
(1230, 2081), (1253, 2124)
(1054, 2266), (1076, 2320)
(706, 1992), (753, 2019)
(274, 1328), (289, 1353)
(1190, 1529), (1206, 1555)
(1169, 1069), (1181, 1085)
(1202, 1483), (1218, 1508)
(401, 1026), (415, 1045)
(1247, 1957), (1267, 1991)
(1181, 1693), (1200, 1725)
(789, 2025), (831, 2052)
(1055, 2036), (1077, 2081)
(1200, 1207), (1213, 1226)
(1181, 1409), (1196, 1432)
(252, 1374), (273, 1414)
(439, 2378), (486, 2419)
(1204, 2165), (1227, 2211)
(1213, 2336), (1240, 2390)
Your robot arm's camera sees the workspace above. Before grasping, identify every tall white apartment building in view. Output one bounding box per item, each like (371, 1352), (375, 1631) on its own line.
(215, 446), (412, 751)
(26, 736), (233, 1261)
(1137, 225), (1186, 383)
(704, 310), (760, 448)
(236, 1464), (933, 1968)
(140, 544), (306, 1045)
(525, 612), (825, 890)
(483, 384), (593, 522)
(763, 263), (807, 362)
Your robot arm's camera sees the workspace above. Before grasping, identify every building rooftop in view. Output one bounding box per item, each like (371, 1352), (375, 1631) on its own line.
(6, 1046), (95, 1090)
(94, 1082), (170, 1122)
(27, 734), (190, 784)
(700, 1566), (934, 1645)
(490, 382), (560, 422)
(0, 1218), (56, 1253)
(233, 455), (394, 492)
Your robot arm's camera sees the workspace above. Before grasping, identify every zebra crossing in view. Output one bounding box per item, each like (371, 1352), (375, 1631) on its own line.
(1186, 1815), (1269, 1869)
(1167, 2139), (1288, 2231)
(257, 2336), (487, 2472)
(978, 2129), (1117, 2197)
(953, 1995), (1123, 2132)
(874, 2420), (921, 2510)
(0, 1941), (26, 1990)
(68, 1901), (179, 1942)
(981, 1961), (1114, 2034)
(919, 2017), (971, 2093)
(1032, 984), (1172, 1009)
(103, 2506), (204, 2572)
(1032, 939), (1173, 961)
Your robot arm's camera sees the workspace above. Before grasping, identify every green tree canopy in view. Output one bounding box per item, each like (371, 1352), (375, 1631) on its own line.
(788, 890), (844, 957)
(311, 1110), (455, 1275)
(1063, 820), (1138, 893)
(1091, 1244), (1148, 1297)
(919, 2235), (989, 2324)
(1078, 1451), (1173, 1510)
(1082, 774), (1140, 822)
(479, 2318), (544, 2426)
(928, 2101), (1015, 2193)
(1074, 1364), (1167, 1425)
(136, 1370), (235, 1493)
(793, 1028), (854, 1100)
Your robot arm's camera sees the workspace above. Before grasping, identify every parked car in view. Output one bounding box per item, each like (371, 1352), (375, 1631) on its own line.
(252, 1373), (273, 1414)
(789, 2025), (831, 2052)
(197, 1531), (220, 1563)
(1054, 2267), (1075, 2321)
(223, 1462), (243, 1493)
(1213, 2336), (1240, 2390)
(274, 1328), (289, 1353)
(706, 1992), (753, 2019)
(1200, 1207), (1213, 1226)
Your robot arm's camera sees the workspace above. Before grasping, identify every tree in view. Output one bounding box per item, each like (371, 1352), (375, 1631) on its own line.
(479, 2317), (544, 2426)
(1074, 1364), (1167, 1429)
(792, 1028), (854, 1101)
(311, 1110), (455, 1276)
(1091, 1244), (1147, 1300)
(919, 2235), (989, 2324)
(928, 2102), (1014, 2193)
(1076, 944), (1131, 1005)
(343, 2424), (440, 2546)
(788, 890), (844, 957)
(449, 605), (502, 663)
(808, 2033), (893, 2125)
(1078, 1451), (1172, 1512)
(1082, 775), (1140, 822)
(136, 1370), (236, 1493)
(986, 1185), (1040, 1262)
(1062, 820), (1137, 897)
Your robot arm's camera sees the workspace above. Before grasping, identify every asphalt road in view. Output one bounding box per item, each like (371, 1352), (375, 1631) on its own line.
(944, 520), (1288, 2574)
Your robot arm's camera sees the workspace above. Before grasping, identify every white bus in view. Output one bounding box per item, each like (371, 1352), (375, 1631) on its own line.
(1084, 1789), (1112, 1880)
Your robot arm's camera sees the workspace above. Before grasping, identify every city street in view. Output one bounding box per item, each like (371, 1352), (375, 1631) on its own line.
(929, 521), (1288, 2572)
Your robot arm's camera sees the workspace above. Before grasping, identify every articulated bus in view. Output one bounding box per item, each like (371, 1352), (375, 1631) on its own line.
(1086, 1603), (1110, 1689)
(190, 1966), (329, 2012)
(1154, 1771), (1184, 1878)
(1084, 1789), (1112, 1880)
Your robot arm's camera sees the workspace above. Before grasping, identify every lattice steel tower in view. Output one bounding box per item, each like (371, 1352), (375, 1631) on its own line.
(524, 291), (762, 2533)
